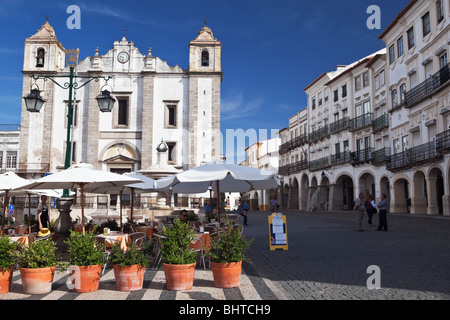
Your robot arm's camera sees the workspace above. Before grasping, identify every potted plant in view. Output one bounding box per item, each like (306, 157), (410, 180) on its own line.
(159, 218), (197, 290)
(109, 240), (154, 291)
(65, 230), (105, 293)
(205, 219), (253, 288)
(0, 236), (18, 294)
(16, 238), (60, 294)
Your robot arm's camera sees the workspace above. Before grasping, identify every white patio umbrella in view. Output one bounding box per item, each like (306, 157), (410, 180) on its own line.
(83, 172), (157, 230)
(0, 171), (32, 233)
(1, 188), (73, 234)
(18, 163), (142, 234)
(155, 161), (280, 222)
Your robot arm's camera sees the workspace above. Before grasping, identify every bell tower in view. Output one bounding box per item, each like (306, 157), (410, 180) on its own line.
(23, 19), (66, 72)
(187, 23), (222, 168)
(189, 22), (222, 73)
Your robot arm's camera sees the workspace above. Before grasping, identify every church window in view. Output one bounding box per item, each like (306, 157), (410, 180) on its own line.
(118, 99), (128, 126)
(201, 50), (209, 67)
(167, 142), (176, 163)
(164, 101), (179, 128)
(36, 48), (45, 67)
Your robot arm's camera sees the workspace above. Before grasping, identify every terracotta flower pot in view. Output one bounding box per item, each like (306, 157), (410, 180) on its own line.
(69, 265), (102, 293)
(211, 261), (242, 288)
(113, 264), (145, 291)
(163, 263), (196, 291)
(20, 266), (55, 294)
(0, 267), (13, 294)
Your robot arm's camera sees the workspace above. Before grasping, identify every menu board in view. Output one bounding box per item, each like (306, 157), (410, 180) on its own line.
(268, 213), (288, 251)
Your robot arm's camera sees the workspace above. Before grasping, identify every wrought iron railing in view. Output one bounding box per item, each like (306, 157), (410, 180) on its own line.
(331, 151), (351, 166)
(278, 159), (308, 176)
(308, 126), (330, 143)
(348, 113), (373, 131)
(405, 63), (450, 108)
(351, 148), (374, 165)
(329, 117), (349, 134)
(387, 141), (442, 171)
(371, 147), (391, 165)
(309, 156), (331, 171)
(436, 129), (450, 151)
(372, 113), (389, 134)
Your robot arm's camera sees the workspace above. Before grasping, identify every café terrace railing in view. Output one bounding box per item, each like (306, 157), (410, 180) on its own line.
(404, 63), (450, 109)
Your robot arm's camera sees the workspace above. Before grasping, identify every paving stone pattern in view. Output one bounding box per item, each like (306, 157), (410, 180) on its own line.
(2, 210), (449, 301)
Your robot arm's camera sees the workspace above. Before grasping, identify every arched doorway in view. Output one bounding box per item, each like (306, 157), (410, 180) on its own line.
(359, 172), (375, 198)
(333, 174), (354, 210)
(300, 174), (309, 210)
(392, 177), (410, 213)
(250, 191), (259, 211)
(282, 183), (289, 210)
(411, 171), (427, 214)
(290, 178), (299, 209)
(428, 167), (444, 215)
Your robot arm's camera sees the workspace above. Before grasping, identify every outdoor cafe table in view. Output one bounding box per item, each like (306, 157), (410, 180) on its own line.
(190, 233), (211, 251)
(96, 232), (129, 250)
(135, 226), (157, 239)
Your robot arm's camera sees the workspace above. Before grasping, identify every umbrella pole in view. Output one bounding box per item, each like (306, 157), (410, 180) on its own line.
(28, 194), (31, 234)
(80, 184), (85, 235)
(130, 189), (134, 226)
(1, 191), (8, 235)
(120, 191), (123, 232)
(216, 181), (220, 223)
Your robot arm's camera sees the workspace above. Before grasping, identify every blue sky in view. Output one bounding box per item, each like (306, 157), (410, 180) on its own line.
(0, 0), (407, 142)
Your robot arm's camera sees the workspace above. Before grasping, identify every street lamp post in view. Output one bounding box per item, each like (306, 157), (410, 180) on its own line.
(23, 52), (115, 197)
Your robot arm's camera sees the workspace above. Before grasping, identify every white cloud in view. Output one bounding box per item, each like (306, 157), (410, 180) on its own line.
(221, 93), (264, 121)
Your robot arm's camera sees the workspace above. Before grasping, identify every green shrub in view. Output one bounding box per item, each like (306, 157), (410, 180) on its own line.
(17, 239), (60, 269)
(206, 219), (253, 263)
(0, 236), (18, 271)
(99, 219), (120, 232)
(160, 219), (196, 265)
(109, 241), (153, 267)
(65, 231), (105, 266)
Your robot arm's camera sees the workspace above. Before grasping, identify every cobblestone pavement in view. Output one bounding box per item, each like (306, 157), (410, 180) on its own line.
(2, 210), (450, 304)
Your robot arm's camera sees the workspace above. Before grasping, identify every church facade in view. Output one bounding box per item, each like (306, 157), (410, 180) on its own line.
(19, 21), (222, 178)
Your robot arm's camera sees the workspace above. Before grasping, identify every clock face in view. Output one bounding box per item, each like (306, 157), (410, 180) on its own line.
(117, 51), (129, 63)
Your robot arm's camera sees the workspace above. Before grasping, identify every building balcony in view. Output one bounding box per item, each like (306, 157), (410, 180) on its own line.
(348, 113), (373, 132)
(278, 159), (308, 176)
(308, 126), (330, 143)
(372, 113), (389, 134)
(331, 151), (351, 166)
(387, 141), (442, 171)
(405, 63), (450, 109)
(371, 147), (391, 166)
(309, 156), (331, 172)
(279, 141), (291, 155)
(291, 134), (308, 149)
(436, 129), (450, 152)
(329, 117), (349, 134)
(351, 148), (374, 165)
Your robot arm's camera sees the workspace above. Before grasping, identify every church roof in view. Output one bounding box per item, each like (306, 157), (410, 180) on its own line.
(28, 20), (58, 40)
(191, 24), (220, 44)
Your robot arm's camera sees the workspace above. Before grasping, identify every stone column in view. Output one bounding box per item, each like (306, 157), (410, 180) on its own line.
(426, 176), (439, 215)
(442, 195), (450, 216)
(86, 72), (101, 167)
(410, 196), (427, 214)
(141, 72), (155, 169)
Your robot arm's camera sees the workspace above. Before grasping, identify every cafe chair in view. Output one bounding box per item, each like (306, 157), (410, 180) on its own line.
(191, 238), (207, 269)
(129, 232), (146, 248)
(96, 236), (120, 275)
(152, 234), (166, 270)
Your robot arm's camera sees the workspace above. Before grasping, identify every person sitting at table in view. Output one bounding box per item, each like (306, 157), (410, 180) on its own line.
(179, 209), (189, 223)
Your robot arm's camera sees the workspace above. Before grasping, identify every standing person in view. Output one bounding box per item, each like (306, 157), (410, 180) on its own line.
(243, 201), (249, 226)
(204, 201), (212, 222)
(37, 195), (51, 230)
(364, 194), (375, 227)
(237, 201), (247, 226)
(271, 198), (278, 212)
(353, 192), (366, 231)
(376, 194), (388, 231)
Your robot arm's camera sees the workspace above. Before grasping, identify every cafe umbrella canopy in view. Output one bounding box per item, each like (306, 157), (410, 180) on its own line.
(155, 161), (280, 222)
(0, 171), (32, 233)
(83, 172), (157, 230)
(17, 163), (142, 234)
